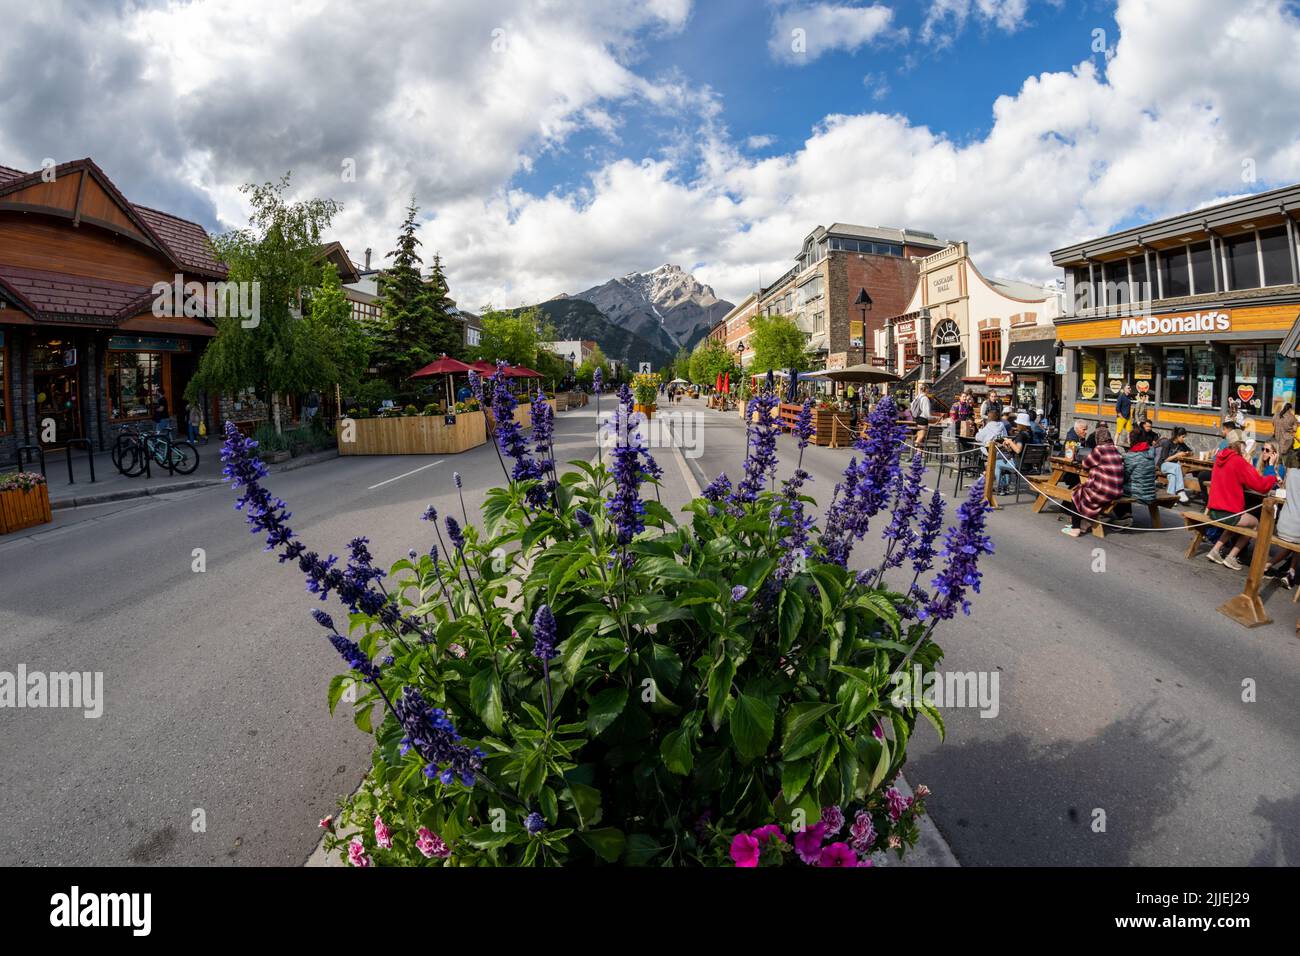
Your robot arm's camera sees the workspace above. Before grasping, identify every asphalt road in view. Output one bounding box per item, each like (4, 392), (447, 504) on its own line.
(677, 398), (1300, 866)
(0, 404), (611, 866)
(3, 395), (1297, 866)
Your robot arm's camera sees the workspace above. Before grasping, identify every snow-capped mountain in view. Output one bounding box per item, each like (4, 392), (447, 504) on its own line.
(571, 264), (733, 352)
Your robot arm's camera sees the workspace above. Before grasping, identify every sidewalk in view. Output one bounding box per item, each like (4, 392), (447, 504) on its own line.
(29, 442), (338, 509)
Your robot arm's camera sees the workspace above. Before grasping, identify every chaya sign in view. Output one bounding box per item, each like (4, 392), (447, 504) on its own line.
(1120, 310), (1231, 337)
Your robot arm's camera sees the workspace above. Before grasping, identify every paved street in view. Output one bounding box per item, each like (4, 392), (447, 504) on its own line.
(3, 396), (1298, 866)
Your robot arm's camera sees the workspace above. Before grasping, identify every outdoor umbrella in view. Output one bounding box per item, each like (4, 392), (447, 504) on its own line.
(467, 360), (499, 376)
(816, 364), (902, 385)
(723, 372), (730, 395)
(765, 368), (775, 394)
(409, 355), (474, 409)
(786, 367), (799, 403)
(504, 365), (543, 378)
(715, 372), (723, 393)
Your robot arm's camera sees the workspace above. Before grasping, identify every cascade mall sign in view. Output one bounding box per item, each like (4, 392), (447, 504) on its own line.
(1119, 310), (1231, 338)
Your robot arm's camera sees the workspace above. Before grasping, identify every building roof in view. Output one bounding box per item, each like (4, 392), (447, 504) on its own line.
(0, 159), (226, 279)
(986, 276), (1055, 301)
(1050, 182), (1300, 265)
(0, 264), (152, 320)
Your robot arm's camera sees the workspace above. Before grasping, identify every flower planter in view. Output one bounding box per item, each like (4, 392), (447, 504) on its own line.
(634, 403), (656, 420)
(0, 483), (52, 535)
(338, 410), (488, 456)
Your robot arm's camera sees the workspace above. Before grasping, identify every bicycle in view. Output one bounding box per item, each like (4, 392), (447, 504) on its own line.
(112, 425), (200, 477)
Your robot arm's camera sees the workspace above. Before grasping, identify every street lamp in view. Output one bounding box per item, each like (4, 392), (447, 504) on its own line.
(853, 287), (872, 367)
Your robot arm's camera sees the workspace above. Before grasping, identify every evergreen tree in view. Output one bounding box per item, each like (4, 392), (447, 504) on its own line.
(424, 253), (464, 359)
(373, 200), (459, 391)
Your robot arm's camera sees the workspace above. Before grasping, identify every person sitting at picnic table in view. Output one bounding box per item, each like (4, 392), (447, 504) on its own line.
(974, 415), (1008, 460)
(1112, 434), (1157, 525)
(1255, 441), (1284, 479)
(1061, 425), (1124, 538)
(1263, 440), (1300, 589)
(1215, 419), (1237, 451)
(1061, 420), (1096, 489)
(1203, 429), (1279, 571)
(1153, 426), (1193, 504)
(994, 413), (1033, 495)
(1029, 410), (1048, 445)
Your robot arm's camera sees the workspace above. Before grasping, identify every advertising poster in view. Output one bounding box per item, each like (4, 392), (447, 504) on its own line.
(1080, 354), (1098, 400)
(1197, 379), (1215, 408)
(1235, 348), (1259, 383)
(1166, 351), (1186, 381)
(1275, 377), (1296, 414)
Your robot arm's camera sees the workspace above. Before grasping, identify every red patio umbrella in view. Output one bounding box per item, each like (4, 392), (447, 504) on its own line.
(715, 372), (722, 393)
(467, 360), (499, 376)
(504, 366), (543, 378)
(723, 372), (730, 395)
(410, 356), (474, 378)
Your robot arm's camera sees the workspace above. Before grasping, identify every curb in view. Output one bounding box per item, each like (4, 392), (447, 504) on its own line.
(49, 448), (340, 510)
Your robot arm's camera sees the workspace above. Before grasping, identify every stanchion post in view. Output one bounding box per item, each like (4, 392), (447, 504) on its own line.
(1218, 496), (1276, 627)
(983, 443), (1000, 509)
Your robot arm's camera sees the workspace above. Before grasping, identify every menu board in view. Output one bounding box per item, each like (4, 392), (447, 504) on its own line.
(1107, 350), (1126, 380)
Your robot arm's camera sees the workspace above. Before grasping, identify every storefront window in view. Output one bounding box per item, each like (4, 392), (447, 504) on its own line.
(1192, 348), (1219, 410)
(107, 351), (165, 421)
(1225, 232), (1260, 290)
(1189, 241), (1215, 295)
(1164, 347), (1190, 405)
(979, 329), (1002, 371)
(1104, 348), (1129, 399)
(1160, 247), (1190, 298)
(1260, 226), (1294, 287)
(1225, 345), (1293, 418)
(1133, 349), (1156, 403)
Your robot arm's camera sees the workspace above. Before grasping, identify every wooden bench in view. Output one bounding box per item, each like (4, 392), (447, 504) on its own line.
(1181, 509), (1300, 599)
(1185, 495), (1299, 627)
(1028, 478), (1177, 538)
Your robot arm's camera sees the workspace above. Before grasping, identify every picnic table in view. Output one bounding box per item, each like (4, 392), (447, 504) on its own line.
(1027, 454), (1178, 538)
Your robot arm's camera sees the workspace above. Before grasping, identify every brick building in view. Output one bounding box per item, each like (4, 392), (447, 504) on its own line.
(753, 224), (949, 371)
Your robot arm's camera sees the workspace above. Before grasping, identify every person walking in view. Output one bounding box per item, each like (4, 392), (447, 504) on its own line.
(1062, 425), (1124, 537)
(152, 392), (171, 436)
(910, 384), (932, 446)
(1115, 383), (1134, 442)
(187, 401), (202, 444)
(1154, 426), (1192, 504)
(1204, 429), (1279, 571)
(1273, 403), (1296, 454)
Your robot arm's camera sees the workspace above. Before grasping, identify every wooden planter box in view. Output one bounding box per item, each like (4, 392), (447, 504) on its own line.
(0, 483), (53, 535)
(338, 411), (488, 456)
(634, 403), (656, 420)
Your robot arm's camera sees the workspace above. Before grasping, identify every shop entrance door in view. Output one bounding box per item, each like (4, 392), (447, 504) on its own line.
(34, 368), (82, 447)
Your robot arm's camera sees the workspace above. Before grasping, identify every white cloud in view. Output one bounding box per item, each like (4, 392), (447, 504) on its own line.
(768, 2), (899, 64)
(921, 0), (1037, 48)
(862, 71), (890, 100)
(746, 134), (776, 149)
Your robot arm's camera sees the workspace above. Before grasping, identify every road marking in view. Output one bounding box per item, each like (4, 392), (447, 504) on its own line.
(367, 459), (445, 490)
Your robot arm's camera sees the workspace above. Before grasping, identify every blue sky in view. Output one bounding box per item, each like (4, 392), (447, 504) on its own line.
(518, 1), (1115, 201)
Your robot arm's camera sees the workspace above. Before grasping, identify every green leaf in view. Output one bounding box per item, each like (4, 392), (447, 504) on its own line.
(327, 674), (353, 716)
(470, 669), (505, 735)
(781, 758), (812, 801)
(782, 702), (836, 748)
(730, 693), (775, 761)
(778, 590), (805, 652)
(579, 827), (626, 862)
(352, 701), (375, 734)
(566, 782), (603, 828)
(587, 687), (629, 737)
(622, 833), (665, 866)
(918, 699), (946, 741)
(519, 748), (547, 798)
(706, 657), (737, 731)
(660, 728), (695, 776)
(464, 825), (517, 850)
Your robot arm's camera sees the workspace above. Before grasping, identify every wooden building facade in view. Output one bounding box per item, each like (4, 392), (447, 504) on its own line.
(0, 158), (226, 461)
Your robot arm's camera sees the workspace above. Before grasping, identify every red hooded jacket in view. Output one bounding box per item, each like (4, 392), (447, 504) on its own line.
(1207, 445), (1277, 513)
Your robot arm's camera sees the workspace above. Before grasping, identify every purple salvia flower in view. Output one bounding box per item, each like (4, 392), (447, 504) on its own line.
(731, 585), (749, 602)
(311, 607), (382, 682)
(921, 479), (994, 622)
(592, 367), (603, 395)
(793, 398), (815, 449)
(532, 604), (558, 662)
(445, 516), (465, 552)
(491, 367), (543, 490)
(702, 472), (731, 502)
(819, 397), (907, 566)
(881, 453), (925, 570)
(731, 392), (780, 507)
(574, 508), (593, 529)
(394, 686), (484, 787)
(909, 487), (946, 574)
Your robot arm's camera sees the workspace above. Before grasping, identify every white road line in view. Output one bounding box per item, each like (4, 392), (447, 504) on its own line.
(367, 459), (445, 490)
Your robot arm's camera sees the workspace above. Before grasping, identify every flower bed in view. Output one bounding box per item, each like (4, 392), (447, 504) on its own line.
(223, 379), (993, 867)
(0, 472), (52, 535)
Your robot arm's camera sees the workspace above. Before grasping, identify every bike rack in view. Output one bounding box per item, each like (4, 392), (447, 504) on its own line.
(63, 438), (96, 484)
(13, 444), (46, 477)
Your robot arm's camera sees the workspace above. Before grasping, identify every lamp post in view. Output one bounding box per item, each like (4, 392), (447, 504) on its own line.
(853, 287), (872, 367)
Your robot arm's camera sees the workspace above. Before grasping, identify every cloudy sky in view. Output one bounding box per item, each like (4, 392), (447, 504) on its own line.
(2, 0), (1298, 309)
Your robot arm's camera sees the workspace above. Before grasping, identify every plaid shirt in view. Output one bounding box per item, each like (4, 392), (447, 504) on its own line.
(1072, 443), (1125, 519)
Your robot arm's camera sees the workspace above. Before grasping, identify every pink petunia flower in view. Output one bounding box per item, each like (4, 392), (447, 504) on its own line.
(915, 784), (931, 799)
(318, 815), (334, 830)
(347, 839), (372, 868)
(850, 810), (877, 855)
(374, 815), (393, 849)
(730, 831), (761, 867)
(793, 821), (828, 864)
(751, 824), (786, 845)
(872, 722), (884, 740)
(818, 842), (859, 867)
(416, 826), (451, 859)
(886, 787), (908, 822)
(820, 805), (845, 836)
